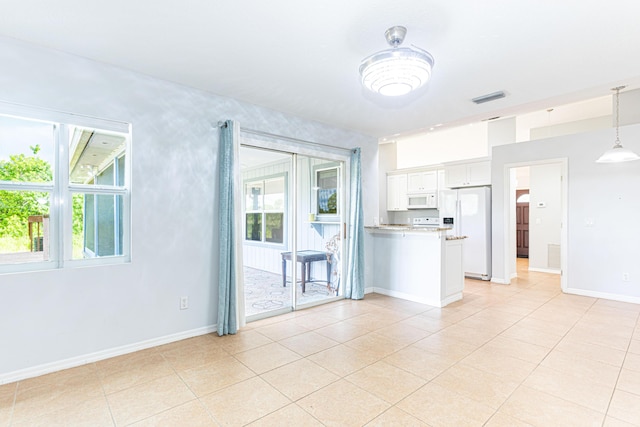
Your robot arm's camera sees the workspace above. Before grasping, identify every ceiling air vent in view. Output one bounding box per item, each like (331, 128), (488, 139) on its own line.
(472, 91), (506, 104)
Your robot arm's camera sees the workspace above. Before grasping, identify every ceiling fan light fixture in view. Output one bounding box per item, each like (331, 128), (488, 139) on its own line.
(596, 86), (640, 163)
(359, 26), (434, 96)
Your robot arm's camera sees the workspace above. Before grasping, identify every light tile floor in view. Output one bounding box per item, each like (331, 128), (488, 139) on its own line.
(2, 259), (640, 426)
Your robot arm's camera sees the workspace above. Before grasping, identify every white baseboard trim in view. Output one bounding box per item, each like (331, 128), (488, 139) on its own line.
(491, 277), (510, 285)
(510, 272), (518, 279)
(0, 324), (217, 385)
(529, 267), (561, 274)
(372, 287), (457, 308)
(564, 287), (640, 305)
(440, 292), (463, 307)
(364, 286), (375, 294)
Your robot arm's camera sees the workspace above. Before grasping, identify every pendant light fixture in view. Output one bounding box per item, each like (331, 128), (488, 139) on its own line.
(359, 26), (434, 97)
(596, 86), (640, 163)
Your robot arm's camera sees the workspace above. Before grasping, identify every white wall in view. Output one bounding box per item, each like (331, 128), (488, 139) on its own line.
(528, 163), (562, 272)
(516, 96), (611, 142)
(492, 124), (640, 303)
(529, 116), (611, 141)
(515, 166), (530, 190)
(0, 36), (377, 380)
(488, 117), (516, 147)
(395, 122), (489, 168)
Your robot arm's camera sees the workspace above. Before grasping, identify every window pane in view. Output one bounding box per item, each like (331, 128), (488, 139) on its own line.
(264, 178), (284, 211)
(245, 182), (263, 211)
(116, 155), (125, 255)
(0, 190), (50, 264)
(0, 116), (54, 183)
(72, 192), (122, 259)
(68, 127), (127, 185)
(96, 194), (116, 256)
(317, 168), (338, 215)
(96, 163), (114, 185)
(265, 213), (283, 243)
(117, 155), (125, 186)
(117, 193), (123, 256)
(245, 213), (262, 241)
(81, 194), (94, 257)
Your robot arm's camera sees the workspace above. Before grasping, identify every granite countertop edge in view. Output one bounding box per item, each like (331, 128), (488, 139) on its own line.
(365, 226), (467, 240)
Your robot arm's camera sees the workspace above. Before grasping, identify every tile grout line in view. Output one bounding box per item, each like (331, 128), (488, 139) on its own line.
(7, 382), (17, 427)
(96, 363), (118, 427)
(438, 270), (580, 425)
(600, 309), (640, 426)
(484, 293), (600, 426)
(162, 352), (206, 424)
(11, 265), (640, 426)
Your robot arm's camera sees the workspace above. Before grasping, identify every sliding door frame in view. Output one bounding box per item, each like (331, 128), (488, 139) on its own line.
(240, 134), (351, 320)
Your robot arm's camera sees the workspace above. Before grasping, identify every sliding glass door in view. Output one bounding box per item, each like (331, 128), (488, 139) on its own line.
(240, 145), (345, 321)
(293, 155), (343, 310)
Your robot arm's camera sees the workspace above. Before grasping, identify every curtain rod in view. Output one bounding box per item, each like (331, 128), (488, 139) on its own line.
(216, 121), (353, 154)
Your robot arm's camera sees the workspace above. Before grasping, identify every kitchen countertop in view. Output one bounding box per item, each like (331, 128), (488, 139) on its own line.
(365, 225), (467, 240)
(365, 225), (446, 232)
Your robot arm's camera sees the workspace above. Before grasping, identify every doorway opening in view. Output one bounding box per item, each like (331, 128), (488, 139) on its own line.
(505, 160), (567, 291)
(239, 144), (347, 322)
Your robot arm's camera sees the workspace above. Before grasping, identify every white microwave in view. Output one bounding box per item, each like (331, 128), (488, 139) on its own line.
(407, 192), (437, 209)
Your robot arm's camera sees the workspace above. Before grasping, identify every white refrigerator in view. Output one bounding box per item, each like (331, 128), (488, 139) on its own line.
(440, 186), (491, 280)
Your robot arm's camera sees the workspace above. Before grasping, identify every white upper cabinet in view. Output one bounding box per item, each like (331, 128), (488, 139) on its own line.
(407, 171), (438, 193)
(445, 160), (491, 188)
(387, 174), (408, 211)
(437, 169), (445, 191)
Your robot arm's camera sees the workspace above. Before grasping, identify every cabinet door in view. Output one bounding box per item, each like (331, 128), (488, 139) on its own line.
(421, 171), (438, 191)
(444, 165), (467, 188)
(386, 175), (397, 210)
(407, 173), (423, 193)
(435, 169), (445, 208)
(467, 161), (491, 186)
(408, 171), (438, 192)
(445, 161), (491, 187)
(387, 174), (408, 211)
(396, 174), (408, 210)
(437, 169), (445, 191)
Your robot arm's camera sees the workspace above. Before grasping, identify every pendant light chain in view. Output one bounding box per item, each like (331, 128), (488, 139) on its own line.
(596, 84), (640, 162)
(613, 85), (625, 145)
(615, 86), (621, 144)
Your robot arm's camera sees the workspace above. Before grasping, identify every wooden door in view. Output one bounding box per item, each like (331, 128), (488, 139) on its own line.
(516, 190), (529, 258)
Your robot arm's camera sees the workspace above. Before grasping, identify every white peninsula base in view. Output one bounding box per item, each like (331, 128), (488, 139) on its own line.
(365, 227), (464, 308)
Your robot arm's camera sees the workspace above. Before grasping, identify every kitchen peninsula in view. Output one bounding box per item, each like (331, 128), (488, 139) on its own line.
(365, 225), (464, 307)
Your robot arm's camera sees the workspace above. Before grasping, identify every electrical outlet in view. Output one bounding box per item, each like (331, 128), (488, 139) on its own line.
(623, 273), (630, 282)
(180, 296), (189, 310)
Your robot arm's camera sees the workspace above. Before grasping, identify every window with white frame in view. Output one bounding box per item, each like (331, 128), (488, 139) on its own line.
(315, 165), (340, 217)
(0, 104), (131, 272)
(244, 175), (285, 244)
